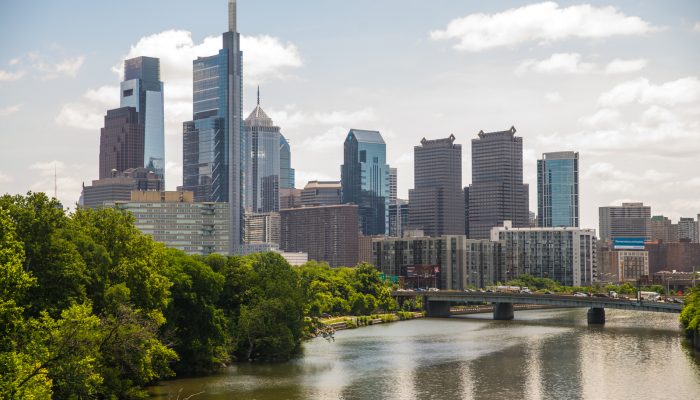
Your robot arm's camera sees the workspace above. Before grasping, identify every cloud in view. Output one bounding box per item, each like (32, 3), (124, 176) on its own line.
(0, 69), (25, 82)
(544, 92), (562, 103)
(33, 56), (85, 79)
(583, 162), (675, 193)
(394, 152), (414, 165)
(579, 108), (621, 127)
(694, 22), (700, 32)
(0, 171), (13, 184)
(0, 104), (22, 117)
(55, 85), (119, 130)
(430, 2), (659, 52)
(299, 126), (348, 152)
(313, 108), (375, 125)
(516, 53), (647, 75)
(598, 77), (700, 107)
(604, 58), (648, 74)
(241, 35), (302, 84)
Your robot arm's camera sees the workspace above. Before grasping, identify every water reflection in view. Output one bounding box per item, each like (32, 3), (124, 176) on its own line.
(150, 309), (700, 400)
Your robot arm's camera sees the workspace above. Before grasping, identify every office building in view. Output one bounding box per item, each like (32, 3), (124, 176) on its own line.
(651, 215), (678, 243)
(245, 90), (281, 213)
(490, 221), (597, 287)
(120, 56), (165, 182)
(182, 0), (244, 253)
(408, 135), (465, 237)
(468, 127), (529, 239)
(300, 180), (342, 206)
(280, 134), (295, 189)
(389, 167), (397, 203)
(243, 212), (280, 245)
(678, 217), (698, 243)
(82, 167), (163, 209)
(388, 199), (409, 237)
(646, 241), (700, 274)
(341, 129), (389, 235)
(107, 191), (229, 255)
(280, 204), (359, 267)
(599, 202), (651, 242)
(598, 247), (649, 282)
(279, 188), (302, 209)
(99, 107), (144, 179)
(537, 151), (579, 227)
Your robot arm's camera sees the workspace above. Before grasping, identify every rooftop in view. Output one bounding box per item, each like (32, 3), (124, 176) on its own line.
(347, 129), (385, 144)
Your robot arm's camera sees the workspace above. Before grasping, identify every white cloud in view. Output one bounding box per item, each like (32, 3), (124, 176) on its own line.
(694, 22), (700, 32)
(579, 108), (621, 127)
(394, 152), (414, 165)
(299, 126), (348, 152)
(0, 104), (22, 117)
(28, 160), (84, 205)
(32, 55), (85, 80)
(517, 53), (595, 75)
(598, 77), (700, 107)
(0, 69), (25, 82)
(544, 92), (562, 103)
(55, 85), (119, 130)
(241, 35), (303, 84)
(267, 106), (307, 130)
(430, 2), (659, 52)
(0, 172), (13, 184)
(313, 108), (375, 125)
(604, 58), (648, 74)
(583, 162), (675, 193)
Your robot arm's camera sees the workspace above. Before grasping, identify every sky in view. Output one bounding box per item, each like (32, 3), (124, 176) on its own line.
(0, 0), (699, 231)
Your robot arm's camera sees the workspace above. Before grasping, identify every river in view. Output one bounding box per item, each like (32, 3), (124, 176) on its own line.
(149, 308), (700, 399)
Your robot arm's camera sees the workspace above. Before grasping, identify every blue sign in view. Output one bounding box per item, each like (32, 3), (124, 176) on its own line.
(613, 237), (646, 250)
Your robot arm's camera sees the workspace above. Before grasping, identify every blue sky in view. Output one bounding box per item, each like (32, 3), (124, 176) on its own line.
(1, 1), (699, 230)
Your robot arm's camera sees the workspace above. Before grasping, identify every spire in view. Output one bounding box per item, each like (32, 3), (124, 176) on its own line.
(228, 0), (237, 32)
(257, 85), (260, 106)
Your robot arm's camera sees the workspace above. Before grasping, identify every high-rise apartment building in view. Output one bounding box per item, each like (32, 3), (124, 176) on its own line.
(599, 202), (651, 242)
(388, 199), (409, 237)
(182, 0), (244, 253)
(678, 217), (698, 243)
(468, 127), (529, 239)
(99, 107), (144, 179)
(389, 167), (397, 203)
(341, 129), (389, 235)
(243, 212), (281, 245)
(537, 151), (579, 227)
(120, 56), (165, 182)
(280, 204), (359, 267)
(300, 181), (341, 206)
(408, 135), (465, 236)
(245, 92), (281, 213)
(280, 134), (295, 189)
(651, 215), (678, 243)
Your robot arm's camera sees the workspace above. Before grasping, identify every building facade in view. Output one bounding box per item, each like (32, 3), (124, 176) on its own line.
(388, 199), (409, 237)
(389, 167), (397, 203)
(490, 222), (597, 287)
(408, 135), (465, 237)
(340, 129), (389, 235)
(182, 0), (244, 253)
(279, 188), (302, 209)
(245, 93), (281, 213)
(107, 191), (229, 255)
(280, 134), (295, 189)
(646, 241), (700, 274)
(468, 127), (529, 239)
(243, 212), (280, 245)
(599, 202), (651, 242)
(99, 107), (144, 179)
(678, 217), (698, 243)
(651, 215), (678, 243)
(279, 204), (359, 267)
(300, 181), (342, 206)
(537, 151), (579, 227)
(120, 56), (165, 182)
(82, 168), (163, 209)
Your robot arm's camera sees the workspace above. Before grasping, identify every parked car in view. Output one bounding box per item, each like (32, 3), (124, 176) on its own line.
(428, 287), (439, 292)
(573, 292), (587, 297)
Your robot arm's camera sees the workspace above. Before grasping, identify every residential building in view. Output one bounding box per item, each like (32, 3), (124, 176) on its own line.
(358, 235), (373, 264)
(678, 217), (698, 243)
(340, 129), (389, 235)
(106, 191), (229, 255)
(120, 56), (165, 182)
(300, 180), (342, 206)
(245, 90), (281, 213)
(651, 215), (678, 243)
(82, 167), (163, 209)
(388, 199), (409, 237)
(280, 134), (295, 189)
(243, 212), (280, 245)
(279, 204), (359, 267)
(182, 0), (244, 253)
(646, 241), (700, 274)
(599, 202), (651, 242)
(389, 167), (397, 203)
(537, 151), (579, 227)
(468, 127), (529, 239)
(99, 107), (144, 179)
(408, 135), (465, 237)
(491, 221), (597, 287)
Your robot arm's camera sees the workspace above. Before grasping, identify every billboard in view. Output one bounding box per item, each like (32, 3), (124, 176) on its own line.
(613, 237), (646, 250)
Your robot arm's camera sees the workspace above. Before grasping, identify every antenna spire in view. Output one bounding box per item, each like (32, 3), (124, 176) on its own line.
(228, 0), (237, 32)
(257, 85), (260, 106)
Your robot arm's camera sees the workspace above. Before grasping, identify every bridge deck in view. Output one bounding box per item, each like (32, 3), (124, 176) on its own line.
(393, 291), (683, 314)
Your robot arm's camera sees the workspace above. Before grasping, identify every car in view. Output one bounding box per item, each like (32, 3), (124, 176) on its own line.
(415, 288), (425, 292)
(520, 289), (532, 294)
(428, 287), (439, 292)
(573, 292), (587, 297)
(478, 289), (486, 293)
(544, 290), (554, 295)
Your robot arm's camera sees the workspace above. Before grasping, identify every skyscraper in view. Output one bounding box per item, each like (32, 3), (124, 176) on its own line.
(537, 151), (579, 227)
(245, 88), (280, 213)
(182, 0), (244, 253)
(120, 56), (165, 182)
(408, 135), (465, 236)
(99, 107), (144, 179)
(468, 127), (529, 239)
(341, 129), (389, 235)
(599, 202), (651, 241)
(389, 167), (397, 203)
(280, 134), (295, 189)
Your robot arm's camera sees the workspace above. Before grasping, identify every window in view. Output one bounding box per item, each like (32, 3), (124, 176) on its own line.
(123, 89), (133, 97)
(360, 150), (366, 163)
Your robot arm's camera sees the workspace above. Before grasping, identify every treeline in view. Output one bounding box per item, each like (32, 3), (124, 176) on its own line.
(680, 287), (700, 338)
(504, 274), (667, 295)
(0, 193), (398, 399)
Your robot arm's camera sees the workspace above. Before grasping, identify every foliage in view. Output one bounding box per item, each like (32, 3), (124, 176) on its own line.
(680, 286), (700, 334)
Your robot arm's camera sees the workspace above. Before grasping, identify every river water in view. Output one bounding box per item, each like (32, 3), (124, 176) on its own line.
(150, 308), (700, 399)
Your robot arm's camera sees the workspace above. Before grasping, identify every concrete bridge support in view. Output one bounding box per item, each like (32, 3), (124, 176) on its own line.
(425, 300), (452, 318)
(493, 303), (514, 320)
(587, 307), (605, 325)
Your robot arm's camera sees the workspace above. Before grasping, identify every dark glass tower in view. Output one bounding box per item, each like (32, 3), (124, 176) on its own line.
(467, 126), (529, 239)
(99, 107), (144, 179)
(120, 56), (165, 183)
(537, 151), (579, 227)
(280, 134), (295, 189)
(408, 135), (465, 236)
(341, 129), (389, 235)
(182, 0), (244, 252)
(245, 89), (280, 213)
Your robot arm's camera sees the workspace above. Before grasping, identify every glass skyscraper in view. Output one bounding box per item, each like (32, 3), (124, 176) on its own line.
(280, 134), (295, 189)
(245, 91), (281, 213)
(120, 56), (165, 183)
(341, 129), (389, 235)
(537, 151), (579, 227)
(182, 0), (244, 252)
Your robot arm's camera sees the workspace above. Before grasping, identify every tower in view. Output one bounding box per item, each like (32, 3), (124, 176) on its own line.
(537, 151), (579, 227)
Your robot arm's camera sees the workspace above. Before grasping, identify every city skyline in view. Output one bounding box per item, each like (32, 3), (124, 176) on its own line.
(1, 1), (700, 231)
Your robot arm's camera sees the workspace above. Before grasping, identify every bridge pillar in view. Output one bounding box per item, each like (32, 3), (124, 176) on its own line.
(493, 303), (514, 320)
(425, 300), (451, 318)
(587, 307), (605, 325)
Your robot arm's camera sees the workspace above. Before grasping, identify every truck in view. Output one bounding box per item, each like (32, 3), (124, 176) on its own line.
(639, 291), (660, 301)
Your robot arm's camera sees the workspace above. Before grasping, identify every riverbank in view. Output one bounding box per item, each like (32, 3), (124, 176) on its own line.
(318, 311), (425, 332)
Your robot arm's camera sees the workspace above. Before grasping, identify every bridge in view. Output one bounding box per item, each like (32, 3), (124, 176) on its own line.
(393, 291), (683, 324)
